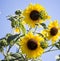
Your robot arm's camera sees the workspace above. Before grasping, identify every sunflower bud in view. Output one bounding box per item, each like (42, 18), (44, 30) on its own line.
(0, 39), (7, 46)
(40, 41), (48, 49)
(15, 10), (21, 15)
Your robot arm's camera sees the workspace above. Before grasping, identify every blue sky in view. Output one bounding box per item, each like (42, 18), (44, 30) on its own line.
(0, 0), (60, 61)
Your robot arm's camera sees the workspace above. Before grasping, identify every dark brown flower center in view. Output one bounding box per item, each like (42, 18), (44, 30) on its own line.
(50, 27), (58, 36)
(27, 39), (38, 50)
(30, 10), (40, 21)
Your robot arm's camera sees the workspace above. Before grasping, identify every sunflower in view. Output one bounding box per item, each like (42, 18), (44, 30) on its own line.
(20, 32), (44, 59)
(23, 3), (50, 27)
(42, 20), (60, 43)
(13, 27), (20, 34)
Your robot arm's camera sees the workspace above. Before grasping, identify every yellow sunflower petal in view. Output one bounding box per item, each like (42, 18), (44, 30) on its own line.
(52, 35), (58, 43)
(48, 20), (59, 29)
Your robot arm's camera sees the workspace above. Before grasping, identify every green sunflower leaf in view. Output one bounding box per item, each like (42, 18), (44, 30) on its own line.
(6, 34), (19, 45)
(40, 23), (47, 29)
(10, 53), (25, 61)
(55, 40), (60, 49)
(19, 22), (26, 35)
(8, 15), (15, 21)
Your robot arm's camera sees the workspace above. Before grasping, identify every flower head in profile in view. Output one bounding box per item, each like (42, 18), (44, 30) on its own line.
(42, 20), (60, 43)
(23, 3), (50, 27)
(20, 32), (44, 59)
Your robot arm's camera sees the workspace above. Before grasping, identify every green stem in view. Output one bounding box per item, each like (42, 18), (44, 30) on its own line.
(48, 41), (60, 48)
(7, 45), (11, 53)
(44, 49), (59, 53)
(27, 27), (32, 32)
(2, 51), (6, 58)
(36, 32), (47, 41)
(44, 41), (60, 54)
(33, 25), (37, 34)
